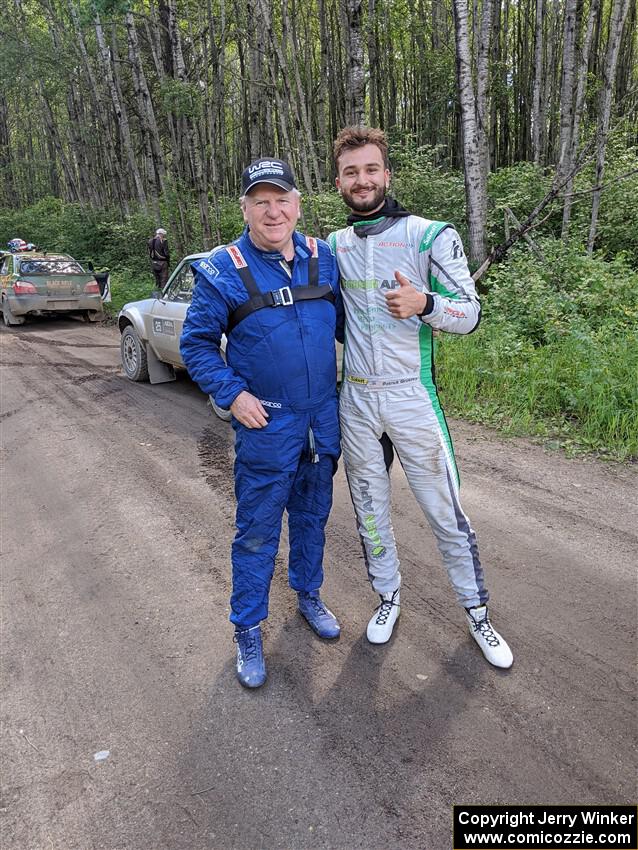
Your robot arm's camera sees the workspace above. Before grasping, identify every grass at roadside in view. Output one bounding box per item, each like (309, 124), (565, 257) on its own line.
(438, 328), (637, 460)
(106, 271), (154, 316)
(437, 242), (638, 461)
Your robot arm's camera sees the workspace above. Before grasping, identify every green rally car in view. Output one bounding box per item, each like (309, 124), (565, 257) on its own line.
(0, 251), (104, 326)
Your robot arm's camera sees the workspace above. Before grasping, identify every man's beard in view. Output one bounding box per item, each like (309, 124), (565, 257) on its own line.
(341, 183), (386, 214)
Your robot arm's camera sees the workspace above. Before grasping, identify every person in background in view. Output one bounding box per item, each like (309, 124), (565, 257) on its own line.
(330, 125), (513, 669)
(180, 158), (343, 689)
(148, 227), (170, 289)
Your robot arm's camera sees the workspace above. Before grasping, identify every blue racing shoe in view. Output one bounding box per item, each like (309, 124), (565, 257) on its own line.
(233, 625), (267, 688)
(297, 592), (341, 639)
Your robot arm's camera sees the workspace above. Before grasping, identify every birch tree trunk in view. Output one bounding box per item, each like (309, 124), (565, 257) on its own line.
(317, 0), (330, 179)
(125, 10), (165, 209)
(344, 0), (365, 125)
(555, 0), (578, 184)
(0, 94), (13, 207)
(167, 0), (195, 185)
(453, 0), (488, 263)
(69, 2), (128, 213)
(66, 83), (101, 207)
(38, 86), (80, 203)
(94, 15), (147, 208)
(541, 0), (560, 164)
(283, 0), (323, 187)
(531, 0), (544, 164)
(476, 0), (493, 181)
(561, 0), (600, 236)
(588, 0), (631, 253)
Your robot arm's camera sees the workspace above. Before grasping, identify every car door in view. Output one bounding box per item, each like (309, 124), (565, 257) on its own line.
(0, 254), (12, 295)
(148, 259), (196, 365)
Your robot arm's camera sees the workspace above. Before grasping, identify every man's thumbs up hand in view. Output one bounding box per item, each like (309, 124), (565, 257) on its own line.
(385, 270), (430, 319)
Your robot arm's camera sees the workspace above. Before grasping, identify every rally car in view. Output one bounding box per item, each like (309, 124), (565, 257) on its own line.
(1, 251), (104, 326)
(118, 252), (231, 420)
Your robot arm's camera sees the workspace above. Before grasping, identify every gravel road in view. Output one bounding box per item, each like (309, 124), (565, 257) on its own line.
(1, 317), (636, 850)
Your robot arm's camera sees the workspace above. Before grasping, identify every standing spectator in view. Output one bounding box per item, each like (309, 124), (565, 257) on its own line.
(148, 228), (170, 289)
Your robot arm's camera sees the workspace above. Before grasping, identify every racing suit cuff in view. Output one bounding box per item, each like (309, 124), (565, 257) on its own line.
(216, 383), (248, 410)
(418, 292), (435, 319)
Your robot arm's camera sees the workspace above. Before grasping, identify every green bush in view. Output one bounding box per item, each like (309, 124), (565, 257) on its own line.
(437, 240), (638, 460)
(108, 271), (155, 315)
(391, 145), (467, 235)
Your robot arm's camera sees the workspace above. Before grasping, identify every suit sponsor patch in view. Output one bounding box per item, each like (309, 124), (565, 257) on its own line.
(198, 260), (219, 278)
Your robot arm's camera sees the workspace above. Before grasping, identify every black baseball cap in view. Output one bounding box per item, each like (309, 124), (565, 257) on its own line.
(241, 158), (297, 194)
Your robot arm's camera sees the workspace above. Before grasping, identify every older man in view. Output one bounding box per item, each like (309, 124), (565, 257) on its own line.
(148, 227), (170, 289)
(181, 159), (343, 688)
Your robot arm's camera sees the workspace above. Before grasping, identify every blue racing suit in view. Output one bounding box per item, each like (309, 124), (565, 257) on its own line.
(180, 229), (343, 629)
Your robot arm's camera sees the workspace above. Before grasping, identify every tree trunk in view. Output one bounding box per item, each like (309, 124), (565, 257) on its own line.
(0, 94), (14, 207)
(588, 0), (631, 253)
(344, 0), (365, 125)
(94, 14), (147, 209)
(69, 1), (129, 214)
(453, 0), (488, 264)
(38, 86), (80, 203)
(125, 10), (165, 213)
(561, 0), (600, 236)
(476, 0), (493, 180)
(531, 0), (544, 164)
(555, 0), (578, 182)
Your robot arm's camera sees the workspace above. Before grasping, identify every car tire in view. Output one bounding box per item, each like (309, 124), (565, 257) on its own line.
(2, 298), (25, 326)
(120, 325), (149, 382)
(209, 395), (232, 422)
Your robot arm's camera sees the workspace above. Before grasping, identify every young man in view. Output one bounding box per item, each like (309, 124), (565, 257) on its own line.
(181, 159), (342, 689)
(330, 126), (513, 668)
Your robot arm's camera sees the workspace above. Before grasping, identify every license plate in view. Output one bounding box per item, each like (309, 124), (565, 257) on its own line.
(47, 280), (74, 290)
(48, 300), (76, 309)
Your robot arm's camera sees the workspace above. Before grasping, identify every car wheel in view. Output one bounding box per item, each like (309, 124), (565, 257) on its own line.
(1, 298), (25, 326)
(209, 395), (232, 422)
(120, 325), (149, 382)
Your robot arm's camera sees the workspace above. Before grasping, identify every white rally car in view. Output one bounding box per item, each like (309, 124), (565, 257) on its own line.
(118, 252), (231, 421)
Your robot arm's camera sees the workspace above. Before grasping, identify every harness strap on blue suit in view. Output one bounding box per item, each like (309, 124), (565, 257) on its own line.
(225, 239), (333, 332)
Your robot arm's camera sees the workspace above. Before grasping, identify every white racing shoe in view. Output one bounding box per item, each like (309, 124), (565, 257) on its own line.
(465, 605), (513, 668)
(366, 589), (400, 644)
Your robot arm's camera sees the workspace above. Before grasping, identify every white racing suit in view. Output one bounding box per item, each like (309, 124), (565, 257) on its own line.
(329, 216), (488, 608)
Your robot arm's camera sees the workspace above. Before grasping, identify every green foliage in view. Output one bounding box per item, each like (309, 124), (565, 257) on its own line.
(160, 79), (202, 120)
(303, 191), (351, 238)
(486, 163), (557, 249)
(109, 271), (154, 315)
(0, 197), (156, 275)
(568, 142), (638, 266)
(437, 240), (638, 460)
(213, 198), (245, 244)
(390, 144), (467, 235)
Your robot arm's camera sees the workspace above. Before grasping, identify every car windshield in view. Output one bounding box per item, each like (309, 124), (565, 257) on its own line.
(18, 259), (84, 275)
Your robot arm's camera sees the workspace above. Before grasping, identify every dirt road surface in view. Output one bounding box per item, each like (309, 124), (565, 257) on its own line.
(1, 318), (636, 850)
